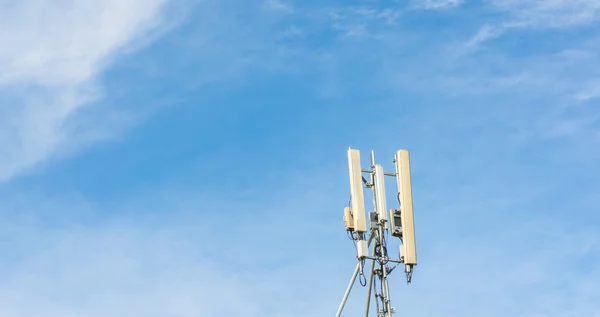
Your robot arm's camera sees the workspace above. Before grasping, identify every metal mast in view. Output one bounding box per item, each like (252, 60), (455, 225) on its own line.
(336, 148), (418, 317)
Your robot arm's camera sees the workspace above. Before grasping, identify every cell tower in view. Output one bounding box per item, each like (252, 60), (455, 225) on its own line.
(336, 148), (417, 317)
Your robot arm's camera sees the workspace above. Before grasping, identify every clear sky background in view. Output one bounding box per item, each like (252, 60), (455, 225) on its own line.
(1, 0), (599, 316)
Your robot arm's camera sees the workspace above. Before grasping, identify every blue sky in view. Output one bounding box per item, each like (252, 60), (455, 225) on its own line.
(1, 0), (600, 316)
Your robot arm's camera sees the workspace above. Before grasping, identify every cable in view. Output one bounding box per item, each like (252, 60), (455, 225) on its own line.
(388, 262), (401, 274)
(362, 176), (369, 185)
(374, 244), (389, 266)
(359, 264), (367, 286)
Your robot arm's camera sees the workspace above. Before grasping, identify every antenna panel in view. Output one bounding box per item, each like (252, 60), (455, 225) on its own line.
(347, 148), (367, 232)
(373, 164), (388, 226)
(395, 149), (417, 265)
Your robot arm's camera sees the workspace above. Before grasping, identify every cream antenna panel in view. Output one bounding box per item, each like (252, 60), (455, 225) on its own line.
(373, 164), (388, 226)
(347, 148), (367, 233)
(395, 149), (417, 266)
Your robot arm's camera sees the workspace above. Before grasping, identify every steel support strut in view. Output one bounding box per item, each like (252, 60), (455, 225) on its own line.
(335, 262), (361, 317)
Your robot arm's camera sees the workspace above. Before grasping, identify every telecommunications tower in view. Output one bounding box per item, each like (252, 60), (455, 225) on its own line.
(335, 148), (417, 317)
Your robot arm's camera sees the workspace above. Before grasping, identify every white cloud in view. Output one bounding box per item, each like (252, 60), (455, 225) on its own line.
(413, 0), (464, 10)
(491, 0), (600, 28)
(466, 24), (506, 47)
(469, 0), (600, 46)
(0, 0), (174, 181)
(263, 0), (293, 13)
(575, 83), (600, 101)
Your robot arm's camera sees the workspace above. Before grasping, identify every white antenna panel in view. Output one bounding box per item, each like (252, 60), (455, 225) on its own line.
(395, 149), (417, 265)
(373, 164), (388, 225)
(347, 148), (367, 232)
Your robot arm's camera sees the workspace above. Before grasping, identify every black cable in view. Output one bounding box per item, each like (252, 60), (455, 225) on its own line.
(374, 244), (382, 257)
(388, 262), (401, 274)
(374, 244), (389, 266)
(359, 268), (367, 286)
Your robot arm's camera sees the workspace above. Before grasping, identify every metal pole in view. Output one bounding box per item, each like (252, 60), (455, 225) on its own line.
(335, 262), (361, 317)
(364, 256), (376, 317)
(382, 268), (392, 317)
(374, 225), (393, 317)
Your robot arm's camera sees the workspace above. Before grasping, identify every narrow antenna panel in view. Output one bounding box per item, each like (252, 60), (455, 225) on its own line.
(347, 148), (367, 232)
(373, 164), (388, 225)
(395, 149), (417, 266)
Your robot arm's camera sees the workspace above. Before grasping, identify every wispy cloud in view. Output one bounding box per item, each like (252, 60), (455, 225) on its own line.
(263, 0), (293, 13)
(575, 82), (600, 101)
(323, 7), (402, 38)
(466, 24), (507, 47)
(413, 0), (464, 10)
(491, 0), (600, 28)
(0, 0), (177, 181)
(469, 0), (600, 46)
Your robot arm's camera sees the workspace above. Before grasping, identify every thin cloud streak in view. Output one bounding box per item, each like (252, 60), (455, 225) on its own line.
(468, 0), (600, 46)
(413, 0), (464, 10)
